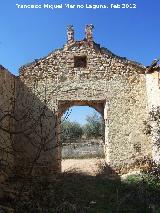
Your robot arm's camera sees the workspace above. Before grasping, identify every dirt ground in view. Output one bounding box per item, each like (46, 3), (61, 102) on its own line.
(62, 158), (105, 176)
(62, 158), (142, 178)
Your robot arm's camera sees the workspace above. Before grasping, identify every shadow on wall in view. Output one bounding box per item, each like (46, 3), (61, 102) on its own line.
(0, 71), (60, 177)
(14, 79), (61, 176)
(0, 68), (106, 178)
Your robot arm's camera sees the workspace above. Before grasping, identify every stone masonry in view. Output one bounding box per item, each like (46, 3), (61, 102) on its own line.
(0, 65), (16, 173)
(0, 25), (160, 175)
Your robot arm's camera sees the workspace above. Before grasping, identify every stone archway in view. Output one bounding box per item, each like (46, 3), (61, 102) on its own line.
(56, 100), (108, 171)
(58, 100), (105, 117)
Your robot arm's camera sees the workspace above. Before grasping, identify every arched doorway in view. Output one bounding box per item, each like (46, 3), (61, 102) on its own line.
(56, 100), (108, 173)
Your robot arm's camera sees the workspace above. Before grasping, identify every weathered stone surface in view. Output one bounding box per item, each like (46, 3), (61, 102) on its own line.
(146, 72), (160, 163)
(0, 66), (16, 174)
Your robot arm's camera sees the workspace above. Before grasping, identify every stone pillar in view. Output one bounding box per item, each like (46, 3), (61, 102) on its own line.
(67, 25), (74, 45)
(104, 101), (110, 164)
(85, 24), (94, 44)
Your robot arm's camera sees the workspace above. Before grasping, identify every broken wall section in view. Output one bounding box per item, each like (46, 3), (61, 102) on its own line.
(0, 65), (16, 174)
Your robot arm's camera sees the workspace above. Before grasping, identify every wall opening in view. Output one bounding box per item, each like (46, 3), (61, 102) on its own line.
(74, 56), (87, 68)
(57, 100), (106, 175)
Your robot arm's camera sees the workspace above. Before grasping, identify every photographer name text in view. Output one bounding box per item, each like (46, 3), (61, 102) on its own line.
(15, 3), (137, 10)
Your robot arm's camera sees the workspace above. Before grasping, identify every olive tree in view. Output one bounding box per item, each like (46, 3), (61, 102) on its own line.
(61, 120), (83, 143)
(83, 112), (103, 139)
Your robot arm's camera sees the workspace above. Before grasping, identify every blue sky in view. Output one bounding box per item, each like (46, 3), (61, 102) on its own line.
(0, 0), (160, 124)
(62, 106), (100, 125)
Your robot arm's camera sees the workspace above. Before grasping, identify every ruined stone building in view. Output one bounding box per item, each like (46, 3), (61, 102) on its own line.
(0, 25), (160, 175)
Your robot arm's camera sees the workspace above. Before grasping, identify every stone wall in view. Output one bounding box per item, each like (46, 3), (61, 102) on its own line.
(62, 138), (104, 159)
(17, 26), (152, 172)
(0, 65), (16, 172)
(106, 73), (152, 168)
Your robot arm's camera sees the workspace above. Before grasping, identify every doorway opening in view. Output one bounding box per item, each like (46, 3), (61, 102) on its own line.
(58, 100), (106, 175)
